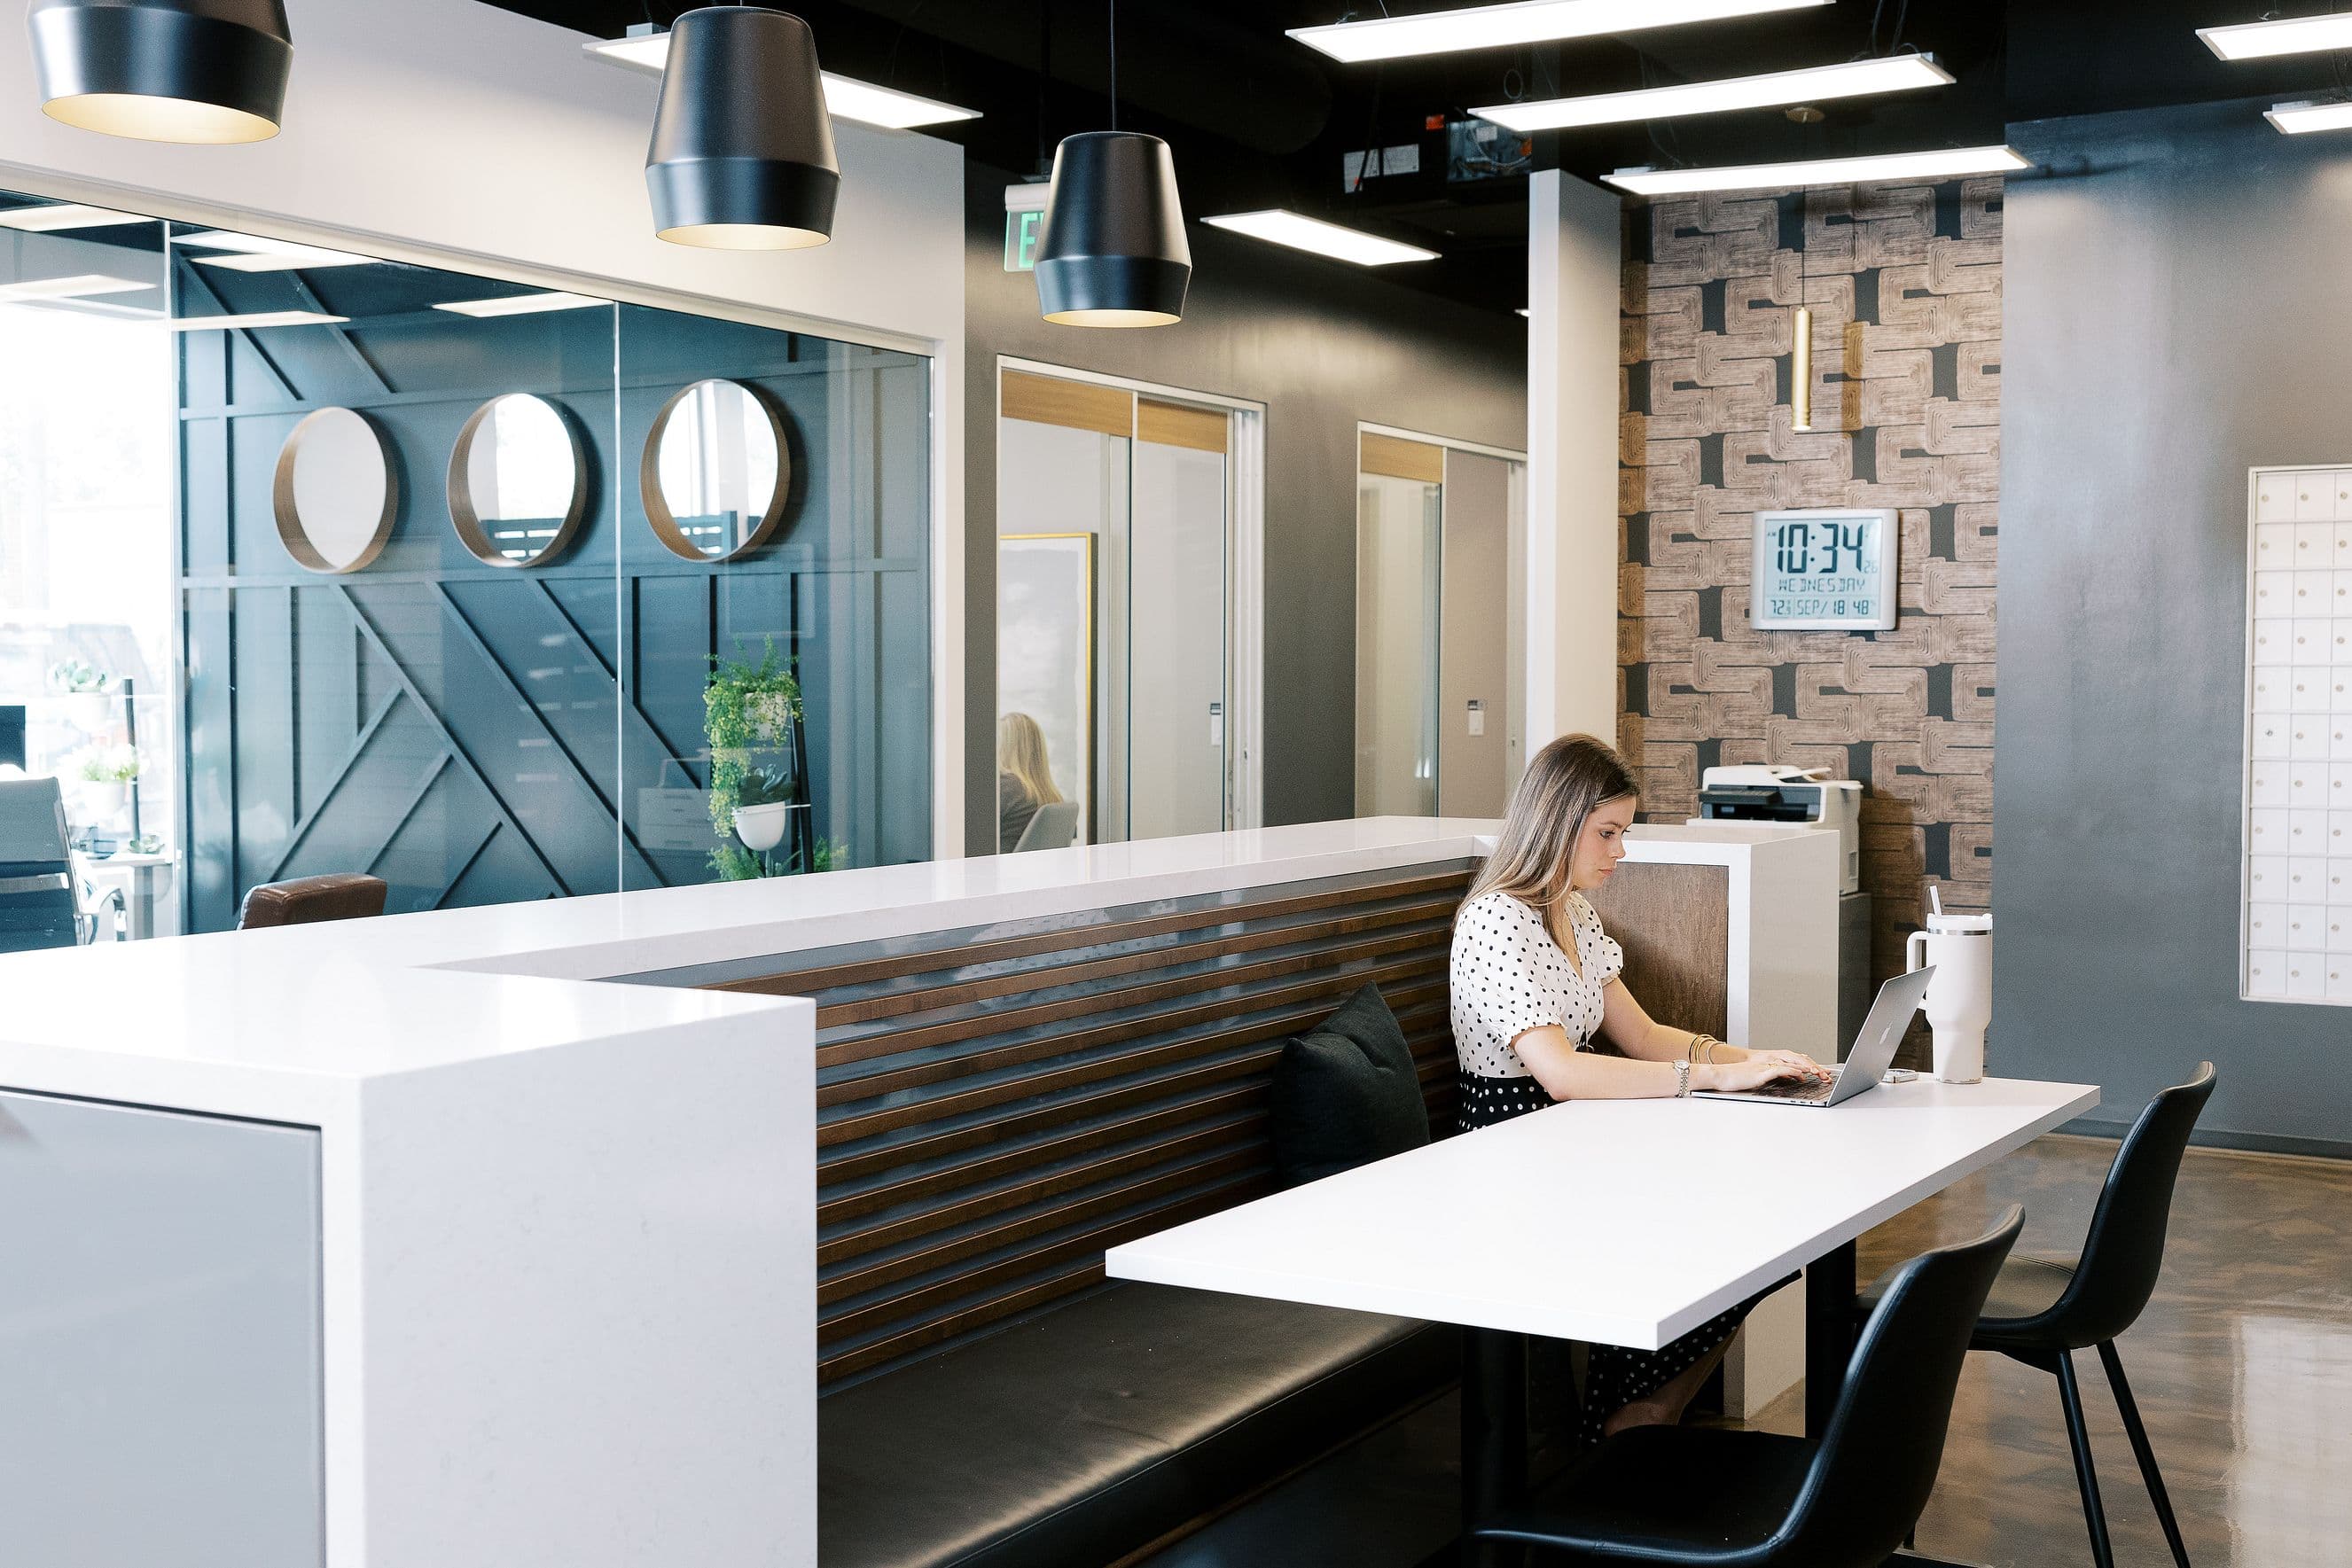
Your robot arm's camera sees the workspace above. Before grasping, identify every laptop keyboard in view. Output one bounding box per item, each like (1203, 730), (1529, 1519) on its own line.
(1743, 1072), (1839, 1103)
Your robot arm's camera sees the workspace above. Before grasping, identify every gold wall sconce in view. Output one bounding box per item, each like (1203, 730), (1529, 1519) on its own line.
(1792, 304), (1813, 433)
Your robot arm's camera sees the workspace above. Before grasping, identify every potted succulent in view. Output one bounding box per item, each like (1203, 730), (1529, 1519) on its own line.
(74, 746), (139, 820)
(49, 659), (114, 729)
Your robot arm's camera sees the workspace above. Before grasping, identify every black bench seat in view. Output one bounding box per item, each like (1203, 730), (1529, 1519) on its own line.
(820, 1282), (1457, 1568)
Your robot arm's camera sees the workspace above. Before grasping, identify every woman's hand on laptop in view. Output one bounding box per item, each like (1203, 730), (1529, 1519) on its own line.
(1695, 1050), (1830, 1093)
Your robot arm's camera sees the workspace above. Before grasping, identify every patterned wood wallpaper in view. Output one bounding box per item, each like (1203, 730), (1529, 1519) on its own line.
(1617, 177), (2002, 999)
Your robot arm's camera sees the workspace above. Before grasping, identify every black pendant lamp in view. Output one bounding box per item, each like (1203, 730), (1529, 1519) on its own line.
(27, 0), (292, 144)
(646, 5), (840, 251)
(1035, 2), (1189, 326)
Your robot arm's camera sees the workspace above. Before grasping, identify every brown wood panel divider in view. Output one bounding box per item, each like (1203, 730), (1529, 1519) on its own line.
(666, 862), (1476, 1387)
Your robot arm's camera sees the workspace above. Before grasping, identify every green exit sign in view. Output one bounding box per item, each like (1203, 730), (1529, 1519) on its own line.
(1004, 183), (1050, 273)
(1004, 207), (1043, 272)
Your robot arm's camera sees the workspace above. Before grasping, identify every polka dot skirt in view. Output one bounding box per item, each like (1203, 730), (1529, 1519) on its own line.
(1458, 1070), (1762, 1447)
(1452, 892), (1762, 1448)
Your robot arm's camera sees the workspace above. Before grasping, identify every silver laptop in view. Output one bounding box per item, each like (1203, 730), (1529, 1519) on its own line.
(1692, 966), (1935, 1108)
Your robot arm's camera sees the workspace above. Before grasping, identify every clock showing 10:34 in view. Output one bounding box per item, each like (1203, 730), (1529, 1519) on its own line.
(1749, 508), (1900, 631)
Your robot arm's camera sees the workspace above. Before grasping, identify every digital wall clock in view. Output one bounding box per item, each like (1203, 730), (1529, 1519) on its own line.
(1749, 507), (1900, 631)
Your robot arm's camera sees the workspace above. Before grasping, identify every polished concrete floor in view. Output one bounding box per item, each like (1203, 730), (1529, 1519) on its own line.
(1145, 1135), (2351, 1567)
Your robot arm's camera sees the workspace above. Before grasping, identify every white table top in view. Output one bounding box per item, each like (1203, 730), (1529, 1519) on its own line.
(1107, 1076), (2098, 1350)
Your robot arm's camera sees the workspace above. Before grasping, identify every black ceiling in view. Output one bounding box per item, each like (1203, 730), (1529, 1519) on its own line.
(481, 2), (2352, 314)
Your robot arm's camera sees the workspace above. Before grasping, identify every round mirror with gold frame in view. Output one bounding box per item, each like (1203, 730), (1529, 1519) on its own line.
(448, 394), (589, 568)
(641, 378), (791, 563)
(273, 407), (399, 574)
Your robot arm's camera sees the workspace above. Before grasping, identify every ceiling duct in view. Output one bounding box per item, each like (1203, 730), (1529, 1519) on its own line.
(826, 0), (1332, 154)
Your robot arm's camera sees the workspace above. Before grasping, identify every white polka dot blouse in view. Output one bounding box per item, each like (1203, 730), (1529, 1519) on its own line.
(1449, 890), (1625, 1079)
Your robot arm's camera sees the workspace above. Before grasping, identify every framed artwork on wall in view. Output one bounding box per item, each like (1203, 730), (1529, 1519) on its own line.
(1749, 508), (1899, 632)
(996, 532), (1096, 843)
(2239, 465), (2352, 1004)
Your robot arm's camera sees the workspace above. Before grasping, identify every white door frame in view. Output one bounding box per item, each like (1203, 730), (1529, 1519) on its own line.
(996, 358), (1269, 831)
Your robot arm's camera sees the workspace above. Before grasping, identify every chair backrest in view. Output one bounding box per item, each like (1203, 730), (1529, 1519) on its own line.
(0, 776), (70, 869)
(238, 872), (389, 929)
(2043, 1062), (2216, 1346)
(1774, 1206), (2024, 1566)
(0, 776), (82, 954)
(1013, 800), (1081, 853)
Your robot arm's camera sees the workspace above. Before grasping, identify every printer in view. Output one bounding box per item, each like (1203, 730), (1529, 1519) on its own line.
(1691, 764), (1863, 895)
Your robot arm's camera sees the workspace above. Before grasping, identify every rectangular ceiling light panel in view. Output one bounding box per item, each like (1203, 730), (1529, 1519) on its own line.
(165, 311), (349, 332)
(582, 35), (980, 129)
(0, 274), (154, 303)
(2200, 13), (2352, 60)
(1476, 53), (1951, 131)
(0, 203), (149, 233)
(1201, 210), (1440, 265)
(2267, 99), (2352, 133)
(433, 291), (611, 317)
(1604, 144), (2028, 195)
(1289, 0), (1833, 64)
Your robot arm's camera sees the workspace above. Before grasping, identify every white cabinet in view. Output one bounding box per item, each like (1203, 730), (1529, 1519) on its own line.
(2246, 468), (2352, 1004)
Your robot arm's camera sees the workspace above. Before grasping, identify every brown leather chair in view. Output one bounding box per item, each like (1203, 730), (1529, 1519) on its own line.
(238, 873), (388, 929)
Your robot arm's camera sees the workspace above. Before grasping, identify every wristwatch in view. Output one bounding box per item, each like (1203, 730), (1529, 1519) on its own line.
(1674, 1060), (1692, 1098)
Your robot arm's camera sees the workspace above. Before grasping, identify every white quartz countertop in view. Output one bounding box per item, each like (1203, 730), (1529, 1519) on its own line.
(0, 815), (1843, 1121)
(0, 818), (1497, 1118)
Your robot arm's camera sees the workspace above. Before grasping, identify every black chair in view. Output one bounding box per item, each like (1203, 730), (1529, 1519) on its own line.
(1471, 1206), (2022, 1567)
(1861, 1062), (2215, 1568)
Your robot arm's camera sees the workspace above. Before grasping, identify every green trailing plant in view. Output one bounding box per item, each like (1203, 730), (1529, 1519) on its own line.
(704, 638), (802, 839)
(704, 641), (813, 881)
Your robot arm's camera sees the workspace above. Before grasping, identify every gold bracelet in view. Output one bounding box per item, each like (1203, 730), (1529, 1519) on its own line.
(1691, 1034), (1721, 1064)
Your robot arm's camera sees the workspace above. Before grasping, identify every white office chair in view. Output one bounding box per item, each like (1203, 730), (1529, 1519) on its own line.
(0, 776), (122, 951)
(1012, 801), (1081, 853)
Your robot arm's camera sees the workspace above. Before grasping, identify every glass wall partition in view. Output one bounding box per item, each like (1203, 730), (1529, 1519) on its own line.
(0, 186), (932, 939)
(995, 365), (1237, 852)
(1355, 428), (1528, 821)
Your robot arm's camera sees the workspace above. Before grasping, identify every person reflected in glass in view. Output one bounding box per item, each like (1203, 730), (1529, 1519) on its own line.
(1451, 732), (1830, 1443)
(998, 712), (1067, 854)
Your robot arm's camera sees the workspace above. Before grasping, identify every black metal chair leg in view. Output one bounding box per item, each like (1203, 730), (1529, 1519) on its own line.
(2056, 1350), (2116, 1568)
(2097, 1340), (2192, 1568)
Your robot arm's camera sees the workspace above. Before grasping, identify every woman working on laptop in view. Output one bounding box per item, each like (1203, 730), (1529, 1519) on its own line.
(1451, 733), (1830, 1440)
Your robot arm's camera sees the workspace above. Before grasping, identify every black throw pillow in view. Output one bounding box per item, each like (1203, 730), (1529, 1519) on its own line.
(1269, 983), (1431, 1188)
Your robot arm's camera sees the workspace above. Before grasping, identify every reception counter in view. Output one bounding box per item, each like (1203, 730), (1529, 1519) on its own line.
(0, 816), (1840, 1566)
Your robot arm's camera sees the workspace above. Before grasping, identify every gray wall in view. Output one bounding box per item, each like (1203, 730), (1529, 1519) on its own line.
(965, 168), (1527, 854)
(1999, 100), (2352, 1153)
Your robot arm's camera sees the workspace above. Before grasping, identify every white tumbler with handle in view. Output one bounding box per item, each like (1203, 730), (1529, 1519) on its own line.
(1906, 904), (1991, 1083)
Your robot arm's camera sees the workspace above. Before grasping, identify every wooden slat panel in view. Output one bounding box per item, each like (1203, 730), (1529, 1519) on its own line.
(1137, 398), (1228, 453)
(817, 1092), (1262, 1225)
(818, 1147), (1265, 1304)
(816, 993), (1451, 1223)
(818, 1121), (1264, 1263)
(814, 979), (1447, 1181)
(819, 958), (1449, 1128)
(713, 869), (1473, 997)
(817, 1263), (1105, 1384)
(1586, 861), (1731, 1041)
(819, 1179), (1261, 1345)
(703, 862), (1473, 1387)
(1002, 369), (1134, 437)
(1361, 431), (1445, 484)
(817, 894), (1461, 1026)
(819, 928), (1450, 1083)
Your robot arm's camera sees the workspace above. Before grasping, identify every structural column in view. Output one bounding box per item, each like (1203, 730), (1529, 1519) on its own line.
(1524, 169), (1624, 764)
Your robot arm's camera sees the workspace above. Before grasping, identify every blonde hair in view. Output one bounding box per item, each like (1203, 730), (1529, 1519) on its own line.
(998, 712), (1065, 806)
(1465, 733), (1637, 920)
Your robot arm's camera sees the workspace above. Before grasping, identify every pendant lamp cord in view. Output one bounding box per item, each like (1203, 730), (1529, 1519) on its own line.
(1109, 0), (1119, 131)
